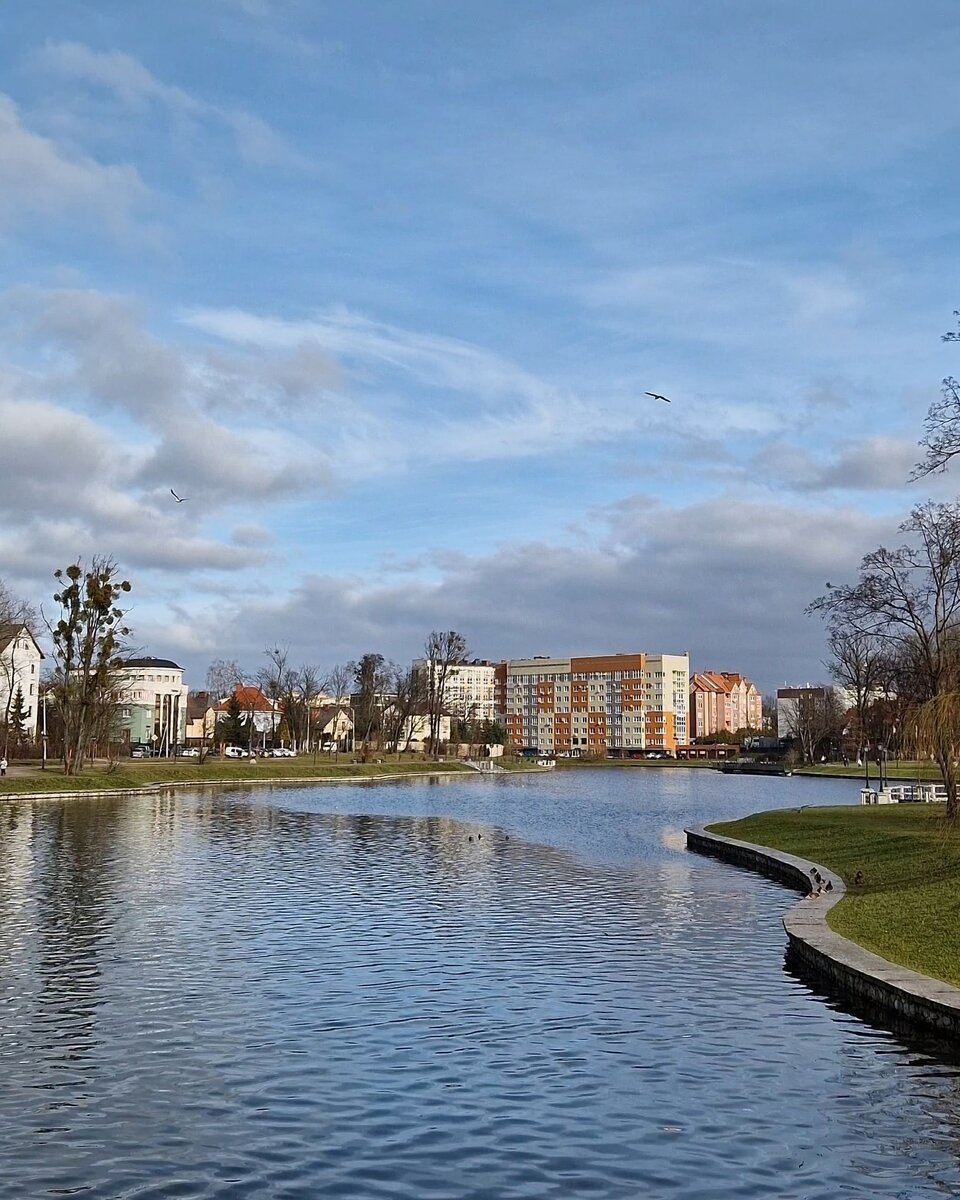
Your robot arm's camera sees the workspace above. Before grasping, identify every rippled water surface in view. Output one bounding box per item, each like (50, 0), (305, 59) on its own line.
(1, 768), (959, 1199)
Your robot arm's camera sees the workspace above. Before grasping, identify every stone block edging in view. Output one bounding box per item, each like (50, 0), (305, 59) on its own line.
(685, 824), (960, 1037)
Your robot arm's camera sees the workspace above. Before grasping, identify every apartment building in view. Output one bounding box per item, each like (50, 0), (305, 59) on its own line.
(414, 658), (497, 723)
(495, 651), (690, 756)
(689, 671), (762, 739)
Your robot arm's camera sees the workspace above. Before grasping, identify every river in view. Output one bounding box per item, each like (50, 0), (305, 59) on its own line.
(0, 768), (957, 1198)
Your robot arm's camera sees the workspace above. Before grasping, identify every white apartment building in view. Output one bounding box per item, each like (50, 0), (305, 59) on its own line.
(415, 658), (497, 724)
(0, 624), (44, 738)
(496, 651), (690, 756)
(116, 656), (189, 750)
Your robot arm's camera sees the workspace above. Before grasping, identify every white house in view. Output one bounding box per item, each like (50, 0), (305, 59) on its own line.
(0, 624), (44, 738)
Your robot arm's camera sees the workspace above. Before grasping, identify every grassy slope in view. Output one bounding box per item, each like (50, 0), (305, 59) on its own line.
(0, 756), (501, 796)
(710, 805), (960, 987)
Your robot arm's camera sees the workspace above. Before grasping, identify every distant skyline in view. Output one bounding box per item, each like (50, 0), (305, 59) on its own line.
(3, 2), (959, 695)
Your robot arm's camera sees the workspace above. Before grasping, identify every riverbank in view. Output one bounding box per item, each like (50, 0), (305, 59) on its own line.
(709, 805), (960, 988)
(0, 755), (537, 799)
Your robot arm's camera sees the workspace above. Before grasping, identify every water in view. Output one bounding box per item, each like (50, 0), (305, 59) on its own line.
(0, 768), (958, 1198)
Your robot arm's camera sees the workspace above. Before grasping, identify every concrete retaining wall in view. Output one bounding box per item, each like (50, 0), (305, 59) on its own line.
(686, 825), (960, 1038)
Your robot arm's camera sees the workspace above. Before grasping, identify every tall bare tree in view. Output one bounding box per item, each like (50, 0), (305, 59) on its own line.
(322, 662), (354, 757)
(780, 687), (844, 764)
(826, 626), (885, 764)
(259, 646), (289, 748)
(421, 630), (468, 757)
(381, 663), (426, 757)
(45, 557), (132, 775)
(351, 653), (389, 761)
(206, 658), (244, 700)
(810, 501), (960, 815)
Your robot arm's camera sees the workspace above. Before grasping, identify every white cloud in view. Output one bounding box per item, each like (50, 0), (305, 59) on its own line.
(168, 492), (894, 695)
(0, 93), (145, 230)
(35, 40), (304, 168)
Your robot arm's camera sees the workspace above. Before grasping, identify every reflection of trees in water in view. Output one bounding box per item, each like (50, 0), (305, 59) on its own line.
(27, 798), (127, 1077)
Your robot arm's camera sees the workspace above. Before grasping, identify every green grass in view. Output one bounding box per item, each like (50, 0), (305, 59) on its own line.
(794, 760), (944, 780)
(0, 756), (484, 795)
(710, 805), (960, 987)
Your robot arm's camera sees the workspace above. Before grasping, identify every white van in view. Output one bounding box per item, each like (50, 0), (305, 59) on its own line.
(223, 746), (247, 758)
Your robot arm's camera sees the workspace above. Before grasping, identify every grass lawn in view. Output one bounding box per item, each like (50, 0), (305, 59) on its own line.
(710, 805), (960, 987)
(0, 755), (508, 796)
(794, 760), (944, 781)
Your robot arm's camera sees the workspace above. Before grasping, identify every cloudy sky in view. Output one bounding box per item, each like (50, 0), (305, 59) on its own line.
(3, 1), (959, 694)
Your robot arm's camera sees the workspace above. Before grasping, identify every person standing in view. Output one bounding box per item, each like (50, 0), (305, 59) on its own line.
(0, 757), (7, 777)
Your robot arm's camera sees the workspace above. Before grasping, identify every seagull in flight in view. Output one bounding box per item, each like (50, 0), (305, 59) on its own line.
(170, 489), (188, 503)
(645, 392), (672, 404)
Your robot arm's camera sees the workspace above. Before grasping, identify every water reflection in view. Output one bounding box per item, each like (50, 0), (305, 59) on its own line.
(0, 771), (957, 1198)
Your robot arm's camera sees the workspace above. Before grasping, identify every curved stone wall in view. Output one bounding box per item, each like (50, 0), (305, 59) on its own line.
(686, 825), (960, 1037)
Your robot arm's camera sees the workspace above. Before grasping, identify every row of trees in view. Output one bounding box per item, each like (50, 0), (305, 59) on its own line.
(3, 557), (493, 773)
(206, 630), (501, 762)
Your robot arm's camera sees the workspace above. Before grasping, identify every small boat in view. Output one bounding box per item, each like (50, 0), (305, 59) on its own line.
(719, 762), (792, 777)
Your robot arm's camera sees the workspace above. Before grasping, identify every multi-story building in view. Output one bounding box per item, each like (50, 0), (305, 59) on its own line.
(689, 671), (763, 739)
(116, 656), (188, 751)
(776, 684), (831, 740)
(495, 651), (690, 756)
(414, 658), (497, 724)
(0, 623), (44, 738)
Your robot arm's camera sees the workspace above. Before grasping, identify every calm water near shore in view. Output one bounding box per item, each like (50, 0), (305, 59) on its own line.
(1, 768), (959, 1198)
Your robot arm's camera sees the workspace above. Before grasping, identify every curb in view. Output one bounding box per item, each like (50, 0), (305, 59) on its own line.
(685, 824), (960, 1037)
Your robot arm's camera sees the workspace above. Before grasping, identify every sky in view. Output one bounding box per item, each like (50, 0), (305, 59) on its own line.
(2, 0), (959, 696)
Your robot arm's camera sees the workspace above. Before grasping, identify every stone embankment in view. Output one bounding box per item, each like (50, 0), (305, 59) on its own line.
(686, 824), (960, 1037)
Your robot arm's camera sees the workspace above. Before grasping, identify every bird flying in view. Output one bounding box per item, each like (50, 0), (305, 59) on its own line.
(170, 489), (188, 503)
(645, 392), (671, 403)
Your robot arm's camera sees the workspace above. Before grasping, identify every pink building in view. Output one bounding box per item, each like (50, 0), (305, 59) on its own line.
(689, 672), (762, 739)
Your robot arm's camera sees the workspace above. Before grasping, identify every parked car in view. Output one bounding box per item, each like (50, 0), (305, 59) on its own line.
(179, 747), (200, 758)
(271, 747), (296, 757)
(223, 746), (248, 758)
(130, 744), (155, 758)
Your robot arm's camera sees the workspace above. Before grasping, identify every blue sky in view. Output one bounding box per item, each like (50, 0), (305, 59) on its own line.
(2, 1), (959, 694)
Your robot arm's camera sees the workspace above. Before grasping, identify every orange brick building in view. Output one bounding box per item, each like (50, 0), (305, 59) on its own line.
(495, 652), (689, 756)
(689, 671), (762, 739)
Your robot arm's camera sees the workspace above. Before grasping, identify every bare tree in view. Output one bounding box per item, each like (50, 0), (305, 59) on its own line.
(421, 630), (468, 757)
(206, 658), (244, 700)
(45, 558), (132, 775)
(351, 653), (389, 761)
(826, 627), (885, 764)
(912, 313), (960, 478)
(259, 646), (289, 748)
(322, 662), (354, 757)
(810, 501), (960, 815)
(381, 663), (425, 758)
(780, 687), (844, 764)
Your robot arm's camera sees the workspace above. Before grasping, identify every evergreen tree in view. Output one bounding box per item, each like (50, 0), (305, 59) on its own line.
(218, 693), (249, 746)
(9, 685), (27, 746)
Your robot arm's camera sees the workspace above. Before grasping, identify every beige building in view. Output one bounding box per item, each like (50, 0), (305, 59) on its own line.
(495, 651), (690, 756)
(689, 672), (763, 739)
(414, 658), (497, 723)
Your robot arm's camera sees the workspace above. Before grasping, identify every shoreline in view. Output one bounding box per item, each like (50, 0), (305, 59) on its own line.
(0, 764), (517, 804)
(685, 823), (960, 1037)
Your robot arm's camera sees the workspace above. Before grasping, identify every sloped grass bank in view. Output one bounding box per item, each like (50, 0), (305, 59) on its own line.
(0, 757), (481, 796)
(710, 805), (960, 988)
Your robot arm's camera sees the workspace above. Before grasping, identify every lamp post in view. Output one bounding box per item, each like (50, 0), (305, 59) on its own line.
(41, 686), (48, 770)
